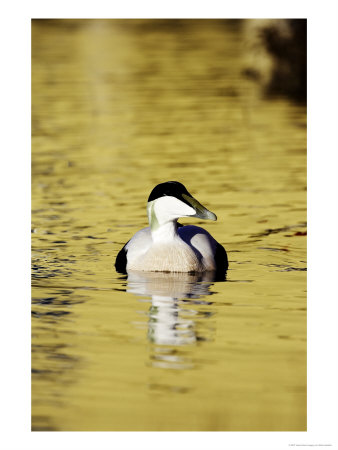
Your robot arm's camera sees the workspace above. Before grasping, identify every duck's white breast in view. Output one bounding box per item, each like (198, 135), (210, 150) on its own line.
(125, 225), (218, 273)
(128, 239), (203, 272)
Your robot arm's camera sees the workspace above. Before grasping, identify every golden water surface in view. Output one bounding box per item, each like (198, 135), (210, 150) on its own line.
(31, 19), (307, 431)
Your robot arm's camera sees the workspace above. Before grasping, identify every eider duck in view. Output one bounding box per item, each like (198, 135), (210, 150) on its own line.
(115, 181), (228, 275)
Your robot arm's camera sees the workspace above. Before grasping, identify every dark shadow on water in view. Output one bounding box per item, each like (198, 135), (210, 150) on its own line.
(250, 222), (307, 238)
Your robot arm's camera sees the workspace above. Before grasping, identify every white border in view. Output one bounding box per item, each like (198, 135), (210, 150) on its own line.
(1, 1), (338, 449)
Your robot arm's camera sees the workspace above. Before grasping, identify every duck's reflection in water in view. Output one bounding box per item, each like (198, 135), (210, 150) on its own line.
(127, 271), (221, 370)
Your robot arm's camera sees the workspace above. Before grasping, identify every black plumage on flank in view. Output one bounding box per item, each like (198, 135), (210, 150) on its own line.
(115, 243), (128, 274)
(214, 242), (228, 279)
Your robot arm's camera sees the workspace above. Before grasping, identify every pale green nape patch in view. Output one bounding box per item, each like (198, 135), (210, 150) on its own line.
(147, 201), (159, 231)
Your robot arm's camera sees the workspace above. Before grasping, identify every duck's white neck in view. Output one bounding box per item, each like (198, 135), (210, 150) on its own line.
(151, 219), (178, 243)
(147, 199), (188, 243)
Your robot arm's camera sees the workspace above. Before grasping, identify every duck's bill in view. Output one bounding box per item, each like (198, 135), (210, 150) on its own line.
(182, 194), (217, 221)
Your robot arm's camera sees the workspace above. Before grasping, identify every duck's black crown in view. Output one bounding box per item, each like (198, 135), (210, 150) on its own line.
(148, 181), (192, 203)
